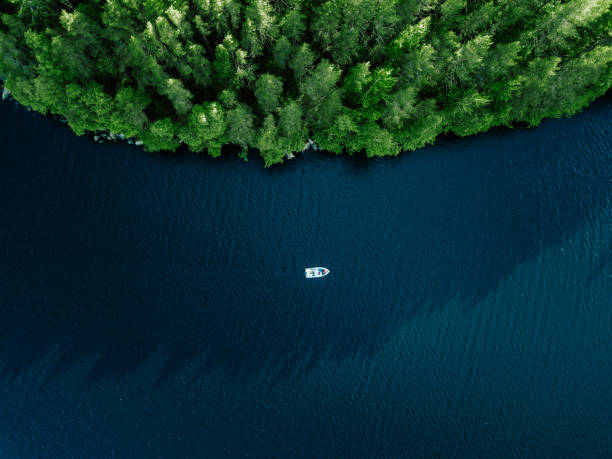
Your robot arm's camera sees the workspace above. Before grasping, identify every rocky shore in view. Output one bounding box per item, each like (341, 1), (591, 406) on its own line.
(1, 79), (142, 147)
(1, 79), (315, 158)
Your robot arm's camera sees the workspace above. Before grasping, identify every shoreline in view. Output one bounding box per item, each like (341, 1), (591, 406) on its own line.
(0, 78), (313, 159)
(1, 79), (142, 147)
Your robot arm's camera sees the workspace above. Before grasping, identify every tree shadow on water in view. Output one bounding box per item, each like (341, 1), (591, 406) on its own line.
(0, 95), (610, 389)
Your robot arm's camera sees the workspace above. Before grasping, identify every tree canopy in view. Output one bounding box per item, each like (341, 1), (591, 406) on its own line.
(1, 0), (610, 165)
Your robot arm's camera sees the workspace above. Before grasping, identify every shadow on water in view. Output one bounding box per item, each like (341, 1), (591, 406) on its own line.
(0, 94), (610, 388)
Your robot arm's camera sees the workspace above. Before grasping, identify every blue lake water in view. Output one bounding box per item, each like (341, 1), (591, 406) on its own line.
(0, 95), (611, 457)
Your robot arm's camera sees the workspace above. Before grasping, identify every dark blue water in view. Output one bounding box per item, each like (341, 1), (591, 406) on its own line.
(0, 95), (611, 458)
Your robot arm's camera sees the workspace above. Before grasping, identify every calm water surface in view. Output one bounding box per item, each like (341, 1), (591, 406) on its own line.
(0, 95), (611, 457)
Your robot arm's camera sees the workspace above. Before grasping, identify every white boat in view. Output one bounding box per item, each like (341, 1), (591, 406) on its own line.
(305, 267), (330, 278)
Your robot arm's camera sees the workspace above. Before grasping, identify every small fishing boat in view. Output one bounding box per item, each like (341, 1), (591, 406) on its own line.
(305, 267), (330, 278)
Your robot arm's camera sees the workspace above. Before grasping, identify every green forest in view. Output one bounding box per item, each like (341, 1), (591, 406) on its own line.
(1, 0), (610, 165)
